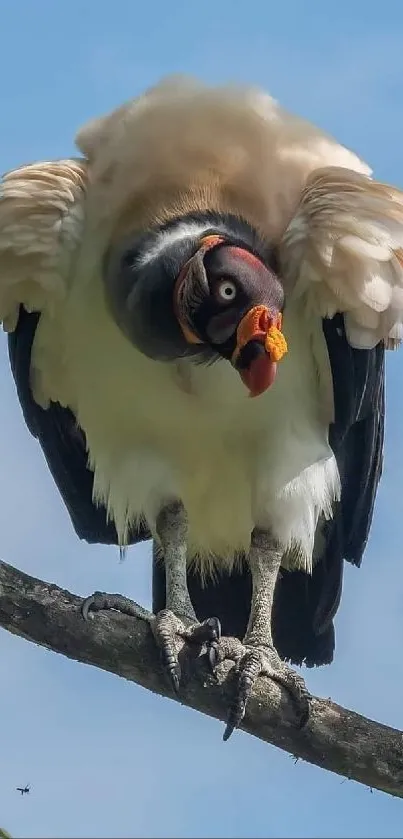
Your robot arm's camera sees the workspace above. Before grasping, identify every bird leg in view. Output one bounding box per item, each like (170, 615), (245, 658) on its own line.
(82, 500), (220, 693)
(208, 528), (311, 740)
(151, 500), (221, 692)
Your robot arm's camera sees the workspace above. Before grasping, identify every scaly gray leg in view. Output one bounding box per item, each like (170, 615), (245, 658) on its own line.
(208, 528), (310, 740)
(151, 501), (221, 690)
(82, 500), (220, 693)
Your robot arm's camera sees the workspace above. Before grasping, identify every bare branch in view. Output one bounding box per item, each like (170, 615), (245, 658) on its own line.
(1, 559), (402, 798)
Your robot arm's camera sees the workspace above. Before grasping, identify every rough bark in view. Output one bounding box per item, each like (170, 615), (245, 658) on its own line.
(1, 559), (402, 799)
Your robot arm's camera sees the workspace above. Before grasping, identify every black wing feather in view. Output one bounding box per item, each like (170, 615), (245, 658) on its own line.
(8, 307), (150, 546)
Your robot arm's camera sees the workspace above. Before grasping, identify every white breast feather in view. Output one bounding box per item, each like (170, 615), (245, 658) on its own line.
(47, 265), (340, 576)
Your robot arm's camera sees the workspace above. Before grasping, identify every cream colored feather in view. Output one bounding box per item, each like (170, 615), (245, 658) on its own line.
(74, 76), (403, 353)
(0, 158), (87, 332)
(1, 75), (403, 408)
(280, 166), (403, 349)
(0, 158), (88, 406)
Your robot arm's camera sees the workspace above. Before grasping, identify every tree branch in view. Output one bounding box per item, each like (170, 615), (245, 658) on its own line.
(1, 559), (402, 798)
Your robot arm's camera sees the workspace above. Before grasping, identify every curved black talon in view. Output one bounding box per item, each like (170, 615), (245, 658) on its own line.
(223, 715), (239, 742)
(81, 591), (106, 621)
(186, 616), (221, 645)
(208, 642), (219, 671)
(160, 644), (182, 694)
(223, 648), (262, 740)
(226, 647), (310, 740)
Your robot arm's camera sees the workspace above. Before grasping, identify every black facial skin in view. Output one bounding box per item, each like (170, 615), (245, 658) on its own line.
(233, 339), (269, 373)
(103, 212), (283, 365)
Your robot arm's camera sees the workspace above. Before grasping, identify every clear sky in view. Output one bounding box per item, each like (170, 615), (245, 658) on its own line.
(1, 1), (403, 836)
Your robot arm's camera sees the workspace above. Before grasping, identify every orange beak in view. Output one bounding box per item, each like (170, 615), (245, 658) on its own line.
(231, 305), (288, 397)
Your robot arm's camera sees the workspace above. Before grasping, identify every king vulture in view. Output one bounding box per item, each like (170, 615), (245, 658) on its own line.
(2, 76), (402, 739)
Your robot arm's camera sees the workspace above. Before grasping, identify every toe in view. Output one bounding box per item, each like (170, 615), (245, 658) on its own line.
(152, 610), (185, 692)
(81, 592), (152, 622)
(207, 635), (246, 671)
(266, 656), (311, 727)
(222, 644), (311, 741)
(223, 649), (261, 740)
(293, 680), (311, 728)
(163, 653), (182, 694)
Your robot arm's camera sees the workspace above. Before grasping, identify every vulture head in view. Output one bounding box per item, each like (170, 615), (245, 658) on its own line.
(104, 214), (286, 397)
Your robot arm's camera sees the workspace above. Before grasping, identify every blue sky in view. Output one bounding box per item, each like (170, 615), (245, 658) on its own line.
(1, 1), (403, 836)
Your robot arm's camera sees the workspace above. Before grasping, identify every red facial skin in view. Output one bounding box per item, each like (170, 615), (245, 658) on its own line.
(240, 356), (277, 398)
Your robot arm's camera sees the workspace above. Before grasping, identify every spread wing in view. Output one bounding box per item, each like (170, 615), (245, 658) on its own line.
(2, 158), (150, 546)
(0, 159), (87, 331)
(280, 166), (403, 350)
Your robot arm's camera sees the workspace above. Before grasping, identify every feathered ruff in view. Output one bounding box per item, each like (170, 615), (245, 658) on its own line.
(1, 77), (403, 382)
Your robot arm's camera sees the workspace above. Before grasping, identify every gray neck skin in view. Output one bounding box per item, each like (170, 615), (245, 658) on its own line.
(102, 212), (277, 364)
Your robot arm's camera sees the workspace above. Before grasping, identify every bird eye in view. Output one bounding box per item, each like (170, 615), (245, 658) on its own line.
(216, 279), (237, 302)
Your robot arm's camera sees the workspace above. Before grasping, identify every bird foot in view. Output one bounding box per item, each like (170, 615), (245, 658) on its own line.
(151, 609), (221, 693)
(208, 636), (311, 741)
(81, 592), (221, 694)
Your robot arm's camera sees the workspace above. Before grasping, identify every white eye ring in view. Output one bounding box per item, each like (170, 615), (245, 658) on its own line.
(216, 279), (237, 302)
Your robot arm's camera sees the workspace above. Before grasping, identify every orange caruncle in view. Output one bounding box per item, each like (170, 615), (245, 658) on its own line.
(232, 304), (288, 364)
(265, 325), (288, 362)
